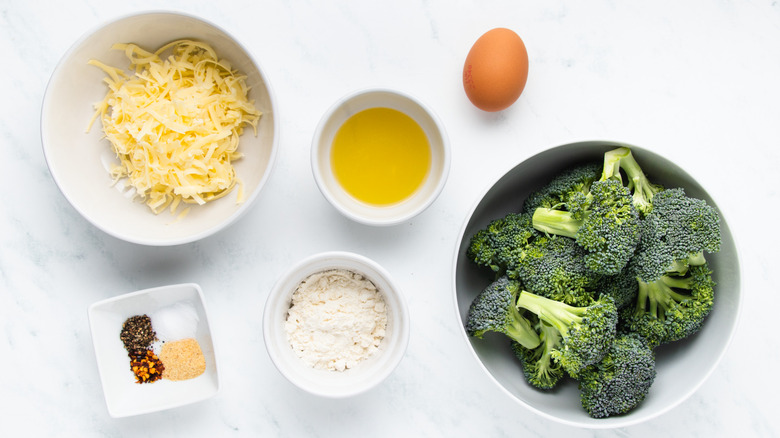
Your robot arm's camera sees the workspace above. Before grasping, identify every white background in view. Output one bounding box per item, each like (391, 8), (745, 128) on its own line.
(2, 0), (778, 436)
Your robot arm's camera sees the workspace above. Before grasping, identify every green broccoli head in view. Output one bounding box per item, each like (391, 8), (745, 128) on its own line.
(578, 333), (656, 418)
(575, 179), (641, 275)
(531, 179), (640, 276)
(516, 290), (618, 378)
(523, 163), (602, 213)
(597, 265), (639, 310)
(465, 276), (541, 350)
(511, 320), (565, 390)
(631, 188), (721, 283)
(512, 234), (602, 307)
(467, 212), (538, 277)
(620, 262), (715, 347)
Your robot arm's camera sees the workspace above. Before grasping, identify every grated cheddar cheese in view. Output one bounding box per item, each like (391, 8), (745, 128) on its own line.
(87, 40), (261, 214)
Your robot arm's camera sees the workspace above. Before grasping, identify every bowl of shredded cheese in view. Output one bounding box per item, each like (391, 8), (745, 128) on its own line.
(42, 11), (278, 245)
(263, 251), (410, 398)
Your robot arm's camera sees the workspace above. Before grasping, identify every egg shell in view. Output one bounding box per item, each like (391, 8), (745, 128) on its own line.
(463, 28), (529, 112)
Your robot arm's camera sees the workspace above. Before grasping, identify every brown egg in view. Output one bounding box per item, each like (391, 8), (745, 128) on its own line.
(463, 28), (529, 112)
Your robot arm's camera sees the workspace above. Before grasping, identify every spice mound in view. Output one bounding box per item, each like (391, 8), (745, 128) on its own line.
(120, 314), (156, 351)
(119, 305), (206, 384)
(151, 302), (199, 341)
(285, 269), (388, 371)
(159, 338), (206, 381)
(120, 314), (163, 383)
(128, 349), (165, 384)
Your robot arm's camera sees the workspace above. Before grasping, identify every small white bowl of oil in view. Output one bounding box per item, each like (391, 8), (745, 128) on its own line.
(311, 88), (450, 226)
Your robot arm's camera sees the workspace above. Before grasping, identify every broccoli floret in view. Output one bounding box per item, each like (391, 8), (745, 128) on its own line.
(578, 333), (656, 418)
(532, 179), (640, 276)
(597, 266), (639, 310)
(511, 320), (565, 390)
(620, 261), (715, 347)
(513, 234), (602, 307)
(467, 212), (539, 278)
(515, 290), (618, 378)
(618, 188), (720, 346)
(465, 276), (542, 349)
(523, 163), (602, 213)
(601, 147), (663, 216)
(631, 188), (721, 283)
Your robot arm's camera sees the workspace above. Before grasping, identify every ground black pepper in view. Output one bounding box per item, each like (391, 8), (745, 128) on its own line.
(120, 315), (163, 384)
(120, 315), (156, 352)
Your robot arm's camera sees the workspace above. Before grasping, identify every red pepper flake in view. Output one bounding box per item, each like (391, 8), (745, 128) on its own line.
(128, 349), (165, 384)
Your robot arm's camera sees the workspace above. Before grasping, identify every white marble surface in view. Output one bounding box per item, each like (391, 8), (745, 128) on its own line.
(1, 0), (778, 436)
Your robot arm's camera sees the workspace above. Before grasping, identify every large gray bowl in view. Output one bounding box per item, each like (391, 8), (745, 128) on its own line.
(452, 140), (741, 428)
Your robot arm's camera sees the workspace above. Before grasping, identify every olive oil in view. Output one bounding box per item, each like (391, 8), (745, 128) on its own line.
(331, 107), (431, 206)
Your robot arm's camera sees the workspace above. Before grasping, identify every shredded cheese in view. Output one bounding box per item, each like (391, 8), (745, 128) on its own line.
(87, 40), (261, 214)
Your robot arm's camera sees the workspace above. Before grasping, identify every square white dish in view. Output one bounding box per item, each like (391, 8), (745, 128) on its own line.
(88, 283), (219, 417)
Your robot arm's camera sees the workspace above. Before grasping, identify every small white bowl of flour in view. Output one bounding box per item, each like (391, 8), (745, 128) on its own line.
(263, 251), (410, 398)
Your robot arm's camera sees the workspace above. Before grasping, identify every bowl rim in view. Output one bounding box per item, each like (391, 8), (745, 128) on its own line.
(262, 250), (410, 397)
(450, 140), (743, 429)
(310, 87), (451, 226)
(40, 9), (280, 246)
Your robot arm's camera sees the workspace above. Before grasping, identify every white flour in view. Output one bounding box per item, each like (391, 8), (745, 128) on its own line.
(285, 269), (387, 371)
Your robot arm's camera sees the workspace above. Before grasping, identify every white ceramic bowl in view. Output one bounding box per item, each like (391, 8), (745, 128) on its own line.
(311, 88), (450, 226)
(42, 11), (278, 245)
(263, 251), (410, 397)
(87, 283), (219, 418)
(453, 141), (742, 428)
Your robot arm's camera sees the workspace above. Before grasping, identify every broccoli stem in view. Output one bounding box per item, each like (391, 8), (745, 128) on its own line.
(660, 275), (693, 290)
(665, 252), (706, 275)
(614, 150), (660, 214)
(615, 149), (648, 186)
(531, 208), (583, 238)
(687, 252), (706, 266)
(516, 291), (584, 338)
(666, 259), (690, 275)
(536, 322), (563, 380)
(601, 147), (661, 214)
(636, 276), (692, 320)
(601, 147), (630, 181)
(508, 306), (543, 349)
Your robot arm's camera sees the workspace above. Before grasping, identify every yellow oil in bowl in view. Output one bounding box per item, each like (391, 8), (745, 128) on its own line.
(331, 107), (431, 206)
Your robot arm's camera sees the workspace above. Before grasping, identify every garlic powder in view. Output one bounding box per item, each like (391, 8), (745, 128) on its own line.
(285, 269), (388, 371)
